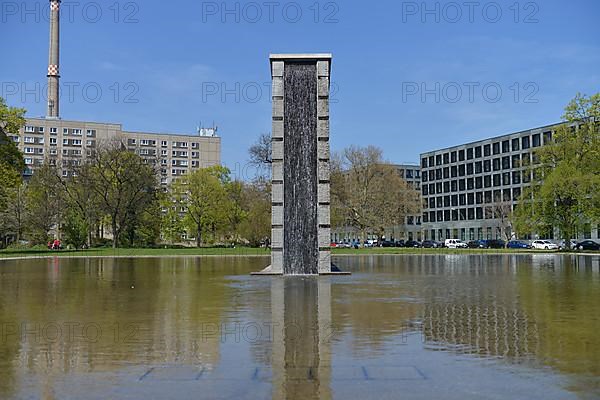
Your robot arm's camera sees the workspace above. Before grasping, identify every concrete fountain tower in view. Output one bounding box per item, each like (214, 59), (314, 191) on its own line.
(255, 54), (347, 276)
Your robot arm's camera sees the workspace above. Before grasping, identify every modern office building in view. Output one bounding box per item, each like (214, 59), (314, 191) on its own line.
(9, 0), (221, 185)
(419, 122), (600, 242)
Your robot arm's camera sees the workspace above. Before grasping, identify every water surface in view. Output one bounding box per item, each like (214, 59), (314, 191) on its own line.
(0, 255), (599, 399)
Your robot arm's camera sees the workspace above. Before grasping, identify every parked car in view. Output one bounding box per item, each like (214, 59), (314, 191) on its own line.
(394, 240), (405, 247)
(404, 240), (422, 248)
(531, 240), (559, 250)
(574, 240), (600, 251)
(422, 240), (440, 248)
(507, 240), (531, 249)
(486, 239), (506, 249)
(380, 240), (396, 248)
(559, 239), (578, 250)
(467, 240), (487, 248)
(445, 239), (467, 249)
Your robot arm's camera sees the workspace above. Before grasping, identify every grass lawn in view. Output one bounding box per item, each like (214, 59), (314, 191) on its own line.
(0, 246), (595, 260)
(0, 246), (270, 259)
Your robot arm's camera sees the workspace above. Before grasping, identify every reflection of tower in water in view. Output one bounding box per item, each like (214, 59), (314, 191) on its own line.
(271, 277), (332, 400)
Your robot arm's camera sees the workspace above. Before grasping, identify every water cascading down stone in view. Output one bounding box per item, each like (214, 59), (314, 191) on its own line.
(270, 54), (332, 275)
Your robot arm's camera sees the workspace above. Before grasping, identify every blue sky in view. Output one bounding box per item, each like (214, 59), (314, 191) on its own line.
(2, 0), (599, 173)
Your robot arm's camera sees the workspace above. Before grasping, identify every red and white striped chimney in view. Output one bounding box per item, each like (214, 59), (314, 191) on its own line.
(47, 0), (61, 118)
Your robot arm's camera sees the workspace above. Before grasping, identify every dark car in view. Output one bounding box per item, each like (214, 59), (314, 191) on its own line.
(404, 240), (421, 248)
(507, 240), (531, 249)
(486, 239), (506, 249)
(422, 240), (439, 248)
(394, 240), (405, 247)
(575, 240), (600, 251)
(468, 240), (487, 248)
(380, 240), (395, 248)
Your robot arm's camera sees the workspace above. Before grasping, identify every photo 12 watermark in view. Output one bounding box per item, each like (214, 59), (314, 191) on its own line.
(0, 321), (142, 344)
(200, 81), (340, 104)
(401, 81), (540, 104)
(1, 81), (141, 105)
(1, 1), (140, 24)
(200, 1), (340, 24)
(401, 2), (540, 24)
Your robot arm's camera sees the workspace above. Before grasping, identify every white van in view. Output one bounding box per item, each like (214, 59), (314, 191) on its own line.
(445, 239), (467, 249)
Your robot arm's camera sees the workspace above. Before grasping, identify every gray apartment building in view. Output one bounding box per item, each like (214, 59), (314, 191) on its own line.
(419, 122), (600, 242)
(11, 119), (220, 186)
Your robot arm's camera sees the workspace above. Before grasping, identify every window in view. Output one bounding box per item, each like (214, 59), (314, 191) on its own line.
(421, 158), (428, 168)
(86, 140), (94, 146)
(25, 126), (35, 132)
(451, 166), (457, 177)
(458, 165), (465, 176)
(466, 163), (473, 175)
(493, 174), (501, 186)
(512, 154), (520, 168)
(24, 137), (34, 143)
(493, 158), (500, 171)
(543, 131), (552, 144)
(475, 146), (482, 158)
(459, 179), (465, 191)
(24, 147), (34, 154)
(458, 150), (465, 161)
(38, 127), (44, 133)
(50, 127), (57, 134)
(161, 150), (168, 156)
(475, 177), (482, 189)
(24, 158), (33, 165)
(475, 161), (482, 174)
(512, 171), (521, 185)
(451, 151), (457, 163)
(141, 139), (150, 146)
(436, 154), (442, 165)
(72, 139), (82, 146)
(63, 128), (69, 134)
(192, 142), (199, 149)
(466, 148), (474, 160)
(502, 140), (510, 153)
(484, 175), (491, 188)
(492, 142), (500, 155)
(49, 149), (57, 155)
(63, 139), (69, 145)
(87, 129), (96, 136)
(502, 172), (511, 186)
(73, 129), (82, 135)
(443, 153), (449, 164)
(50, 138), (57, 145)
(511, 138), (519, 151)
(532, 134), (541, 147)
(522, 136), (530, 149)
(484, 144), (491, 157)
(483, 160), (491, 172)
(502, 156), (510, 169)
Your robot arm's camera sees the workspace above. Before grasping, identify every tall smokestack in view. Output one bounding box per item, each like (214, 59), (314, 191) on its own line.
(47, 0), (60, 118)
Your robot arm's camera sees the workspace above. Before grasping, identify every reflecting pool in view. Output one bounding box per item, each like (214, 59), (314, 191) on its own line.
(0, 254), (599, 399)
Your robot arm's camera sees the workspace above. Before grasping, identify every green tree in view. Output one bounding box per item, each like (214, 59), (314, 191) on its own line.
(25, 164), (63, 244)
(238, 179), (271, 247)
(514, 93), (600, 246)
(161, 179), (187, 244)
(0, 97), (26, 173)
(62, 210), (88, 249)
(88, 142), (159, 248)
(181, 166), (232, 247)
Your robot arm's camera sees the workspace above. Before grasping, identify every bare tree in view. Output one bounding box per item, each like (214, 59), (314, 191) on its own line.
(485, 200), (514, 241)
(248, 133), (272, 179)
(331, 145), (421, 241)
